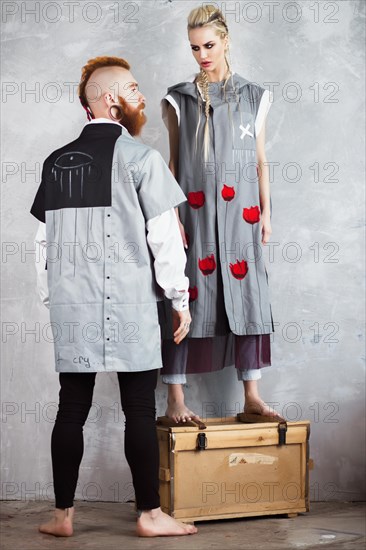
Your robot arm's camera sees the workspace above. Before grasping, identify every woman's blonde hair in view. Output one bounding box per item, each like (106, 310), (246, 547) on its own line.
(187, 4), (234, 161)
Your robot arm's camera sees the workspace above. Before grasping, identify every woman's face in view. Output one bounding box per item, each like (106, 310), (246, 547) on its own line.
(189, 26), (227, 73)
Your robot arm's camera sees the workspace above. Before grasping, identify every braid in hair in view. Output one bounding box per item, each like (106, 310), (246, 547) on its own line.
(196, 68), (211, 162)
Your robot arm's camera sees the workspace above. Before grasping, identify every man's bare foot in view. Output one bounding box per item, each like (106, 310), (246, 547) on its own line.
(38, 506), (74, 537)
(165, 400), (201, 424)
(136, 507), (197, 537)
(244, 397), (284, 419)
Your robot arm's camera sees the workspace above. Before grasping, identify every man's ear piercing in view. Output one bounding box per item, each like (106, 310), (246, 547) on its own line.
(109, 104), (124, 121)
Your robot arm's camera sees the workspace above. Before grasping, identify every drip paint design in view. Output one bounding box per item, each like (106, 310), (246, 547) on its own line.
(53, 152), (93, 199)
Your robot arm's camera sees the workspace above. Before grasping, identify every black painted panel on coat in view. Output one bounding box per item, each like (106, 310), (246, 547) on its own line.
(31, 124), (123, 222)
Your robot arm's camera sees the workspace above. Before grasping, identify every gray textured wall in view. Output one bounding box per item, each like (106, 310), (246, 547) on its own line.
(1, 0), (365, 505)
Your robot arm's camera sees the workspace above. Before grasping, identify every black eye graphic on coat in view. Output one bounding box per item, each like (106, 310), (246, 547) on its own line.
(55, 152), (92, 169)
(52, 152), (99, 199)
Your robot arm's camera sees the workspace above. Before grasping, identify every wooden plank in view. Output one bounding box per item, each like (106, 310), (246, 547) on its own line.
(171, 505), (308, 522)
(171, 426), (309, 451)
(173, 445), (304, 507)
(173, 500), (307, 519)
(157, 418), (310, 433)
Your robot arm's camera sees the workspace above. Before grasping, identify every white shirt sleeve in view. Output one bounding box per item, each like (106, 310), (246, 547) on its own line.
(161, 94), (181, 128)
(34, 222), (50, 308)
(146, 208), (189, 311)
(255, 89), (273, 138)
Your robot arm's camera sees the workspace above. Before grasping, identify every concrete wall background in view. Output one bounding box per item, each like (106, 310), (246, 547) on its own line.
(1, 0), (365, 505)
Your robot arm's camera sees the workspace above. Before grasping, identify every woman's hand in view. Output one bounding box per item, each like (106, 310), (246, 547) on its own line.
(260, 210), (272, 245)
(178, 219), (188, 249)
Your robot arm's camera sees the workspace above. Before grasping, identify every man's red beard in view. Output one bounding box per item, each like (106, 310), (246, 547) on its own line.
(110, 96), (147, 136)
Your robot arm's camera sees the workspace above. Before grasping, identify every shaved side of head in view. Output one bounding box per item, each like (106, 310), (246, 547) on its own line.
(85, 66), (131, 110)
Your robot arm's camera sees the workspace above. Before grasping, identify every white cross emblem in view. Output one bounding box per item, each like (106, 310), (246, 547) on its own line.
(239, 123), (253, 139)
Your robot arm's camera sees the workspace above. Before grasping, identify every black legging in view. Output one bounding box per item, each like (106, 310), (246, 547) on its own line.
(51, 369), (160, 511)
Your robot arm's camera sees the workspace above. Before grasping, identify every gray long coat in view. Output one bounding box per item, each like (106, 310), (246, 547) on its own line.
(161, 72), (275, 338)
(30, 122), (187, 373)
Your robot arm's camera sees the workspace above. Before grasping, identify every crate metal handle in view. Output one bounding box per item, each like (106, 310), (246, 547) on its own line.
(278, 421), (287, 445)
(197, 432), (207, 450)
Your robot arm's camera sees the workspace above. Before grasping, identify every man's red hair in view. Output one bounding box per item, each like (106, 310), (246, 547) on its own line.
(78, 56), (130, 118)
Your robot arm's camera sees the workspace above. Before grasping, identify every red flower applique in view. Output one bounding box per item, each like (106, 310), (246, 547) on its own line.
(198, 254), (216, 276)
(229, 259), (249, 280)
(188, 191), (205, 209)
(188, 286), (198, 302)
(221, 184), (235, 202)
(243, 206), (260, 224)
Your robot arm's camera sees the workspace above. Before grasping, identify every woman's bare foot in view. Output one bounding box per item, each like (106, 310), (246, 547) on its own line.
(244, 397), (284, 419)
(243, 380), (285, 419)
(38, 506), (74, 537)
(136, 507), (197, 537)
(166, 384), (201, 423)
(165, 401), (201, 423)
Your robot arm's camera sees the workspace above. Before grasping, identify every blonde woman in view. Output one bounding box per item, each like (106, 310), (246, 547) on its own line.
(159, 4), (284, 423)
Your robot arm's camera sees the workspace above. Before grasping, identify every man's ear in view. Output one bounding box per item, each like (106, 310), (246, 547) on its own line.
(104, 92), (115, 107)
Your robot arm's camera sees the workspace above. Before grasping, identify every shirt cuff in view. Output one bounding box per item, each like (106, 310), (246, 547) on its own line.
(171, 289), (190, 311)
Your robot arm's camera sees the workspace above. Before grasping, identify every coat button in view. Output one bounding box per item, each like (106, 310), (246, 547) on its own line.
(106, 276), (110, 279)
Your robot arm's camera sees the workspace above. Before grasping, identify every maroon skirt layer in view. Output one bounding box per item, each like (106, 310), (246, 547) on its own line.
(161, 330), (271, 376)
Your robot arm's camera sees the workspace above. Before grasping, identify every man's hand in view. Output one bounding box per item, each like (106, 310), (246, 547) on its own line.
(172, 308), (192, 344)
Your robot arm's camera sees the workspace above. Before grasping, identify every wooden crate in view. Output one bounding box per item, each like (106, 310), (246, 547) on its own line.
(157, 416), (312, 522)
